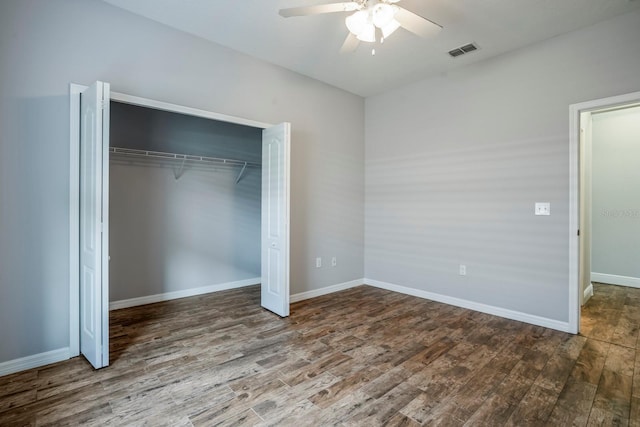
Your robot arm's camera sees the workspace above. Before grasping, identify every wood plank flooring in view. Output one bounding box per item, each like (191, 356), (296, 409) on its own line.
(1, 282), (639, 426)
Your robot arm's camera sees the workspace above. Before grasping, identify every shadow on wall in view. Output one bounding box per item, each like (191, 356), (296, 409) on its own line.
(110, 102), (262, 162)
(231, 160), (261, 282)
(0, 95), (70, 361)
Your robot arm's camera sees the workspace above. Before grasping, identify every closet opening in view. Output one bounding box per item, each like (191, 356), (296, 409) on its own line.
(108, 101), (263, 311)
(69, 82), (291, 369)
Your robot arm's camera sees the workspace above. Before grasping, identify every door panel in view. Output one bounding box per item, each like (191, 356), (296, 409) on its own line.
(79, 81), (110, 369)
(580, 112), (593, 305)
(261, 123), (290, 317)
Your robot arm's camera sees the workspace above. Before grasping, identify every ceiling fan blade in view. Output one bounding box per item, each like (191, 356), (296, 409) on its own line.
(279, 2), (359, 17)
(340, 32), (360, 54)
(394, 7), (442, 38)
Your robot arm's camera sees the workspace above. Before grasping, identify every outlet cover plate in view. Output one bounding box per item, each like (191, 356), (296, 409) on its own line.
(535, 202), (551, 216)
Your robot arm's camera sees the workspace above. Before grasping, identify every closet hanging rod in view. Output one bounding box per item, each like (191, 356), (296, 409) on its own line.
(109, 147), (261, 168)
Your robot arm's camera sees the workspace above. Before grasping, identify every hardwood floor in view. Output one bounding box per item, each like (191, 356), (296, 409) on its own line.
(1, 283), (638, 426)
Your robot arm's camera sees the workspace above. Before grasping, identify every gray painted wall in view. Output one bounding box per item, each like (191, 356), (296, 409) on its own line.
(109, 165), (261, 301)
(0, 0), (364, 363)
(591, 105), (640, 280)
(365, 10), (640, 323)
(110, 102), (262, 302)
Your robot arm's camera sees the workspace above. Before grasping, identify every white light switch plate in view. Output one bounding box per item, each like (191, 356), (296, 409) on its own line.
(535, 202), (550, 215)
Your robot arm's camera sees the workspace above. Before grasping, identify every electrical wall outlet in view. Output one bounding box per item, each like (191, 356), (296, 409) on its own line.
(316, 257), (322, 268)
(459, 265), (466, 276)
(331, 257), (337, 267)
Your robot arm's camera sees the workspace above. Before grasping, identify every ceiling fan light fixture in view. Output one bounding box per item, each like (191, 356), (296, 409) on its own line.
(372, 3), (395, 28)
(356, 22), (376, 42)
(280, 0), (443, 53)
(381, 19), (400, 38)
(345, 10), (369, 35)
(346, 2), (401, 44)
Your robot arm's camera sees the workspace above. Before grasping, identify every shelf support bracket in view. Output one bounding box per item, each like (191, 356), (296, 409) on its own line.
(173, 157), (186, 180)
(235, 162), (248, 184)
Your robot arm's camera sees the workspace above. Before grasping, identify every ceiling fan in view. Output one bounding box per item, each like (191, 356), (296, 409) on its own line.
(279, 0), (442, 54)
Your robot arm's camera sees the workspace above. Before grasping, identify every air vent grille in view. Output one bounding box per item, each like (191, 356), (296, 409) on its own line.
(448, 43), (478, 58)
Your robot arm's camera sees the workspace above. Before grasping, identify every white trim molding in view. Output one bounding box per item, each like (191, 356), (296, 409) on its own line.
(583, 283), (594, 303)
(111, 92), (271, 129)
(109, 278), (261, 310)
(364, 278), (570, 333)
(592, 273), (640, 289)
(290, 278), (571, 332)
(0, 348), (70, 377)
(69, 83), (83, 358)
(290, 279), (363, 303)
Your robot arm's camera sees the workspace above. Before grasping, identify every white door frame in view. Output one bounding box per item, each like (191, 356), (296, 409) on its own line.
(568, 90), (640, 334)
(69, 83), (284, 356)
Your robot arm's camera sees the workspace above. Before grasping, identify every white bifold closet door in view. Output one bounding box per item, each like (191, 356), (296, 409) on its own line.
(261, 123), (291, 317)
(79, 81), (110, 369)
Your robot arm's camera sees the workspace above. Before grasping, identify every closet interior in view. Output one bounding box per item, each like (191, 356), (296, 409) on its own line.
(108, 101), (263, 306)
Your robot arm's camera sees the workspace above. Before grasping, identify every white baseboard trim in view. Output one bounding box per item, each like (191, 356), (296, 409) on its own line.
(290, 279), (363, 303)
(591, 273), (640, 289)
(0, 347), (70, 377)
(109, 277), (261, 310)
(583, 283), (594, 303)
(363, 278), (570, 333)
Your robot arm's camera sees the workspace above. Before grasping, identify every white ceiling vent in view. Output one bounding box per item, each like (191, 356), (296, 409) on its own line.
(448, 43), (478, 58)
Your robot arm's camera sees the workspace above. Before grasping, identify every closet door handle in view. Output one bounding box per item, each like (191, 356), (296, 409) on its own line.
(271, 243), (276, 248)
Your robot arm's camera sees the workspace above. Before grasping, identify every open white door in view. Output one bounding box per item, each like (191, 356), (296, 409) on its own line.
(579, 112), (593, 305)
(261, 123), (291, 317)
(79, 81), (110, 369)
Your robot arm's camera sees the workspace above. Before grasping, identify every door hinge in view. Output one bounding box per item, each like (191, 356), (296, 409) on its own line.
(577, 229), (580, 236)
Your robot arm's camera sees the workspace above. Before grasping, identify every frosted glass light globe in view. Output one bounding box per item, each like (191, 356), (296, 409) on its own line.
(346, 10), (369, 35)
(372, 3), (395, 28)
(357, 22), (376, 42)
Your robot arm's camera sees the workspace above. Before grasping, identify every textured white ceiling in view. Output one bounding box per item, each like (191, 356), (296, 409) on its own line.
(102, 0), (640, 97)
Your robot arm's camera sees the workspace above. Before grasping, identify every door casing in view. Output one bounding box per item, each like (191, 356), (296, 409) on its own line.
(568, 90), (640, 334)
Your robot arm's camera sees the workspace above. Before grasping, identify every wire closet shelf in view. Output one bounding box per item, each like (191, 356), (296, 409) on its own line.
(109, 146), (260, 182)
